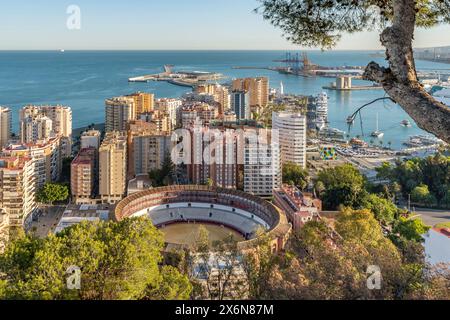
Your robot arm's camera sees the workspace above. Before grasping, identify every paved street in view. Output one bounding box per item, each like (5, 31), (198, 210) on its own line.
(29, 205), (66, 238)
(411, 208), (450, 227)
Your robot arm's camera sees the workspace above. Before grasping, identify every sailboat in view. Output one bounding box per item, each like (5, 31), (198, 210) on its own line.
(371, 113), (384, 138)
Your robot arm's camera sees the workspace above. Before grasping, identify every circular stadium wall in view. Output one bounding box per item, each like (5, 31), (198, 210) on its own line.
(114, 185), (291, 251)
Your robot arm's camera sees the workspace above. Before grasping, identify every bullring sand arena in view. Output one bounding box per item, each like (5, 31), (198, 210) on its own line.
(114, 185), (291, 250)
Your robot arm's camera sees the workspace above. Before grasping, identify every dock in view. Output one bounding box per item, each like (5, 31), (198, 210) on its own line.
(128, 65), (224, 88)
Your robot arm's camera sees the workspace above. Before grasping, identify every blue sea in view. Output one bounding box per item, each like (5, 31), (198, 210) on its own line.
(0, 50), (448, 149)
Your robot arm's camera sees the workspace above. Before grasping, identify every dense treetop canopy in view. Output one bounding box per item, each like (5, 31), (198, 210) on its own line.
(257, 0), (450, 48)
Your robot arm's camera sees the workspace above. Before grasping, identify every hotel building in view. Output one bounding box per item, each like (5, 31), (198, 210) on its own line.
(99, 131), (127, 204)
(0, 107), (12, 148)
(272, 111), (307, 168)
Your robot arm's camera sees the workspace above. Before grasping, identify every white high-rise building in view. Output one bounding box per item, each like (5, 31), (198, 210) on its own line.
(0, 107), (12, 148)
(243, 128), (281, 197)
(272, 111), (307, 168)
(315, 92), (328, 130)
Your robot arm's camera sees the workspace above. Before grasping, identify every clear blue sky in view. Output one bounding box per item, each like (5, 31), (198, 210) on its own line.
(0, 0), (449, 50)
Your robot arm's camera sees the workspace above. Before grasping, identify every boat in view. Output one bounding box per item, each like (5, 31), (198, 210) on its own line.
(60, 49), (65, 53)
(371, 113), (384, 138)
(319, 126), (346, 140)
(401, 119), (412, 127)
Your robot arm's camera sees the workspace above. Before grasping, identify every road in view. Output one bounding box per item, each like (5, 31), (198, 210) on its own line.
(409, 208), (450, 227)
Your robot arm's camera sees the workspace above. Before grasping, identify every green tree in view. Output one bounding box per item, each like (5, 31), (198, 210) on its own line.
(149, 151), (175, 187)
(411, 184), (437, 206)
(256, 0), (450, 143)
(36, 183), (69, 205)
(360, 194), (398, 225)
(143, 266), (192, 300)
(315, 164), (366, 210)
(242, 229), (280, 299)
(393, 216), (430, 243)
(282, 162), (309, 190)
(0, 218), (191, 300)
(265, 208), (448, 300)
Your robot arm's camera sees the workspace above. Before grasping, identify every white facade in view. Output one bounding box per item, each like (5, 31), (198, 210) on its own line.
(81, 129), (101, 150)
(272, 111), (307, 168)
(243, 128), (281, 197)
(155, 98), (183, 128)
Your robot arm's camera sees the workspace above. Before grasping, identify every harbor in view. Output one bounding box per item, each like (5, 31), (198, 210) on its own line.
(128, 64), (224, 88)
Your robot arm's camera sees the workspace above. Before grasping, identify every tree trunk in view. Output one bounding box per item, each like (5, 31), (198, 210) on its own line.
(363, 0), (450, 143)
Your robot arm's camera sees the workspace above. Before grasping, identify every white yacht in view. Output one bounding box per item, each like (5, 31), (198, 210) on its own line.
(371, 113), (384, 138)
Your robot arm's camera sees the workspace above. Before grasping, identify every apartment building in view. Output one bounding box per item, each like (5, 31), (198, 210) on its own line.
(80, 129), (101, 150)
(155, 98), (183, 128)
(243, 128), (281, 197)
(20, 105), (72, 157)
(272, 111), (307, 168)
(105, 97), (136, 132)
(232, 77), (269, 111)
(187, 126), (241, 189)
(126, 92), (155, 114)
(71, 147), (96, 204)
(0, 208), (9, 253)
(21, 115), (53, 144)
(3, 136), (63, 189)
(181, 102), (219, 128)
(231, 90), (251, 120)
(99, 132), (127, 204)
(0, 107), (12, 148)
(0, 156), (37, 229)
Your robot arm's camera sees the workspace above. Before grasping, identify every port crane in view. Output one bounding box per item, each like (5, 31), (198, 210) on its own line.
(273, 52), (318, 74)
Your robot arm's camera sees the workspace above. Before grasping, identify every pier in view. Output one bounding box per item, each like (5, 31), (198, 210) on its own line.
(128, 65), (224, 88)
